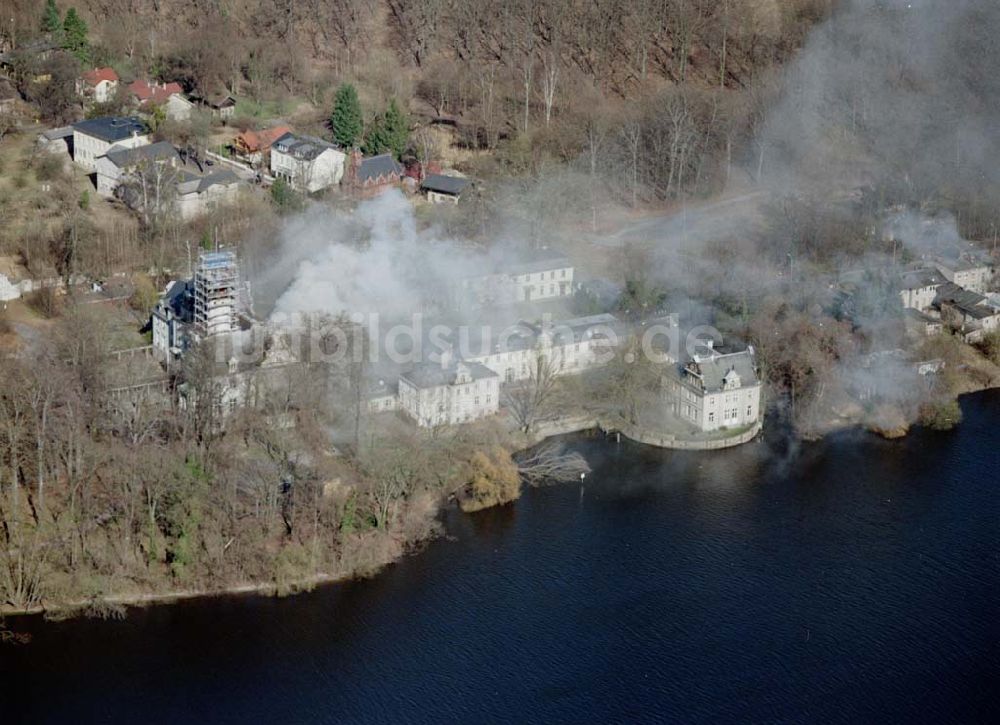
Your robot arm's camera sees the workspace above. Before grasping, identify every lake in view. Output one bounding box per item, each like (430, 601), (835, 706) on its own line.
(3, 393), (999, 724)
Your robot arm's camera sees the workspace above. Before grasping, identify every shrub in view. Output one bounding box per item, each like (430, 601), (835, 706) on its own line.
(919, 399), (962, 431)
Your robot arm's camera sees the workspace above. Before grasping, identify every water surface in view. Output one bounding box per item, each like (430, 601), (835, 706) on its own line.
(3, 394), (999, 724)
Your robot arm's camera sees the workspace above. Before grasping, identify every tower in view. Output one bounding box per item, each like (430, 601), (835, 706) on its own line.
(193, 250), (238, 338)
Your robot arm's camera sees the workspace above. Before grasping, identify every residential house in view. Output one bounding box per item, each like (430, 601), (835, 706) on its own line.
(398, 358), (500, 427)
(350, 152), (403, 195)
(662, 342), (762, 433)
(934, 283), (1000, 343)
(233, 125), (291, 165)
(192, 91), (236, 119)
(127, 79), (194, 121)
(151, 279), (195, 358)
(421, 173), (470, 204)
(176, 168), (241, 220)
(270, 132), (346, 192)
(77, 67), (119, 103)
(903, 308), (943, 339)
(898, 267), (947, 311)
(94, 140), (180, 197)
(71, 116), (149, 172)
(933, 255), (994, 294)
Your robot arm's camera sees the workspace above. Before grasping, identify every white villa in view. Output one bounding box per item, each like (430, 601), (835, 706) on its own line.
(270, 132), (346, 192)
(72, 116), (149, 172)
(398, 358), (500, 427)
(663, 342), (762, 433)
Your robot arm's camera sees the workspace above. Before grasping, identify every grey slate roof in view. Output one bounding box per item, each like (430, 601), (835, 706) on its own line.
(421, 174), (470, 196)
(41, 126), (74, 141)
(176, 168), (239, 195)
(357, 154), (402, 183)
(73, 116), (147, 143)
(104, 141), (179, 168)
(899, 267), (945, 290)
(401, 361), (498, 389)
(683, 349), (759, 393)
(934, 282), (986, 309)
(273, 132), (339, 160)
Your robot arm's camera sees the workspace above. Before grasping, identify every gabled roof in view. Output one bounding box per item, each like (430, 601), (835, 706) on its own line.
(357, 154), (402, 183)
(401, 361), (498, 389)
(72, 116), (147, 143)
(176, 168), (239, 196)
(127, 79), (184, 104)
(81, 67), (119, 85)
(234, 125), (291, 153)
(421, 173), (470, 196)
(272, 132), (340, 160)
(104, 140), (179, 168)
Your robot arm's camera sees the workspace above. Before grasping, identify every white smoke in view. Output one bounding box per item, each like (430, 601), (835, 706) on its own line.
(267, 191), (485, 320)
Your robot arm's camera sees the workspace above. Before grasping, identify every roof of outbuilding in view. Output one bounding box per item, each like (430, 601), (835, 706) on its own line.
(41, 126), (74, 140)
(104, 140), (179, 168)
(175, 168), (239, 196)
(72, 116), (147, 142)
(934, 282), (986, 309)
(421, 173), (470, 196)
(357, 154), (403, 183)
(235, 125), (291, 153)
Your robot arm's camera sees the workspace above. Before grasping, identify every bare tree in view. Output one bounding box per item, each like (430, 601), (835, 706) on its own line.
(504, 351), (563, 434)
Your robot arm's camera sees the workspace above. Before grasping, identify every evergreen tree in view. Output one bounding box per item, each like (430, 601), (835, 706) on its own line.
(361, 114), (389, 156)
(61, 8), (89, 63)
(330, 83), (363, 148)
(382, 98), (409, 159)
(41, 0), (62, 35)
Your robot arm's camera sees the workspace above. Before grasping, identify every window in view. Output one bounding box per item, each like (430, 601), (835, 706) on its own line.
(561, 269), (566, 278)
(747, 405), (752, 417)
(709, 412), (715, 422)
(475, 397), (480, 406)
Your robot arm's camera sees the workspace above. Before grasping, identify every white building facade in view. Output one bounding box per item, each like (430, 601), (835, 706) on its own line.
(398, 361), (500, 427)
(72, 117), (149, 172)
(270, 133), (346, 193)
(663, 345), (762, 433)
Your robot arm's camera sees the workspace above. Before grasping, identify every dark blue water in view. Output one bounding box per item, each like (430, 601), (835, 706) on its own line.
(3, 394), (999, 724)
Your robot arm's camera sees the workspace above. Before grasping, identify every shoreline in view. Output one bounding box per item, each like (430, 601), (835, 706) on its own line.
(4, 387), (994, 621)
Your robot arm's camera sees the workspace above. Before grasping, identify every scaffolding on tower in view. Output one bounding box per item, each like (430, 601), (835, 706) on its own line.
(193, 250), (238, 338)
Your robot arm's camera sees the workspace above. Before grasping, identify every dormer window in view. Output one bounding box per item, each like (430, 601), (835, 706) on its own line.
(722, 369), (741, 391)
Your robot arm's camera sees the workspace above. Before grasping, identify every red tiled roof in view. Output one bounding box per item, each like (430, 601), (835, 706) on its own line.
(234, 125), (292, 153)
(81, 67), (119, 85)
(127, 79), (184, 104)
